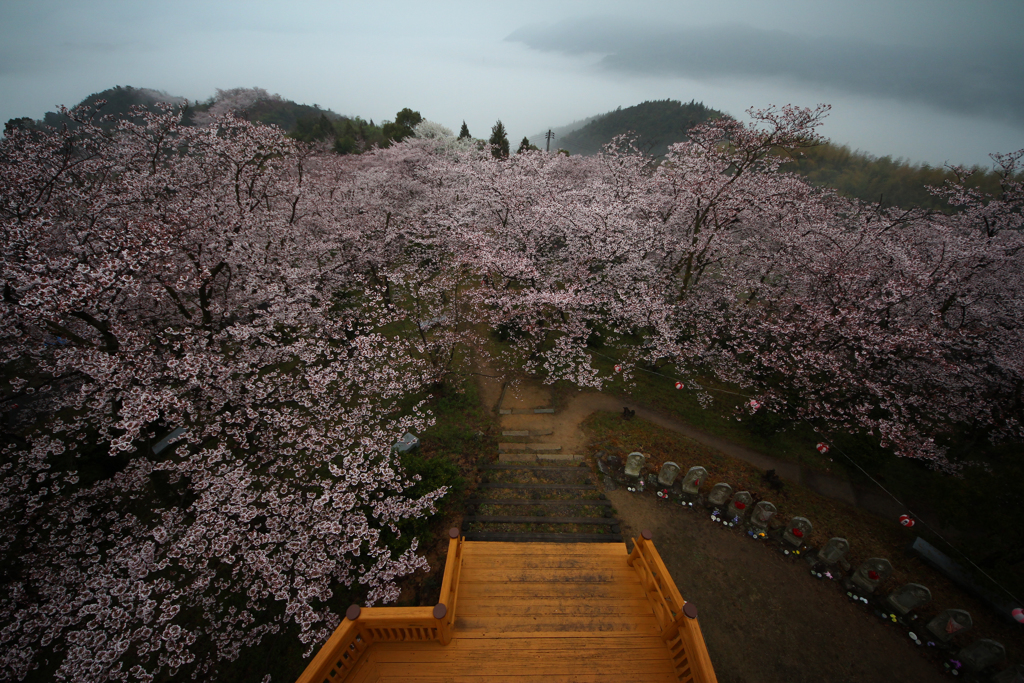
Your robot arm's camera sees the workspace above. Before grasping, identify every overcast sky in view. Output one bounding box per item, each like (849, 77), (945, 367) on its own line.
(2, 0), (1022, 167)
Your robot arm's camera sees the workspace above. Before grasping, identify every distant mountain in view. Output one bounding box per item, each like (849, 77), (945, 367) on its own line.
(188, 87), (347, 131)
(4, 86), (187, 132)
(6, 86), (349, 134)
(542, 99), (725, 157)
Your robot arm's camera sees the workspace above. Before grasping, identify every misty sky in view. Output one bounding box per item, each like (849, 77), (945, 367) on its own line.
(2, 0), (1022, 167)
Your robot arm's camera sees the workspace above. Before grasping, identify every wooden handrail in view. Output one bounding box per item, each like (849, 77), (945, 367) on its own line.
(295, 529), (465, 683)
(628, 532), (718, 683)
(435, 528), (465, 644)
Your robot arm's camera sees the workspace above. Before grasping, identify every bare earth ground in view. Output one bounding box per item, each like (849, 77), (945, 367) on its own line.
(610, 491), (940, 683)
(473, 374), (948, 682)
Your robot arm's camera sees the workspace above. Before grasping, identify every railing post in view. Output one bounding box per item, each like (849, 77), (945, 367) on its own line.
(434, 527), (462, 646)
(678, 602), (718, 683)
(434, 603), (451, 645)
(627, 529), (653, 566)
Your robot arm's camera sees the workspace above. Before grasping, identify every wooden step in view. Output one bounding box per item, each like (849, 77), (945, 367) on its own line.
(463, 532), (623, 543)
(465, 515), (618, 525)
(501, 429), (554, 437)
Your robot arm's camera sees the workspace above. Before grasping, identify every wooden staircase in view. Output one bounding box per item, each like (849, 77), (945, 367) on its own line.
(296, 532), (718, 683)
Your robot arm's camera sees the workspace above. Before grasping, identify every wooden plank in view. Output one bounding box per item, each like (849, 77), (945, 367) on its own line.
(457, 566), (640, 583)
(372, 651), (675, 671)
(460, 552), (629, 570)
(461, 541), (625, 555)
(371, 638), (670, 658)
(457, 581), (645, 600)
(379, 675), (676, 683)
(453, 614), (662, 636)
(465, 515), (616, 525)
(463, 532), (622, 543)
(456, 597), (654, 618)
(346, 648), (379, 683)
(385, 634), (670, 652)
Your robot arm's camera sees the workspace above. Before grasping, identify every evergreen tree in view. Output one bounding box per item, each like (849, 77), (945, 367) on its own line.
(383, 107), (422, 143)
(489, 120), (510, 159)
(517, 136), (539, 154)
(458, 121), (471, 139)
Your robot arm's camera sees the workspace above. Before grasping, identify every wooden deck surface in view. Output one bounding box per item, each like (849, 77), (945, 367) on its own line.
(347, 541), (679, 683)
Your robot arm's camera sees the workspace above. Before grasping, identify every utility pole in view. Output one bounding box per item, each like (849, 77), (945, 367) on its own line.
(544, 129), (555, 152)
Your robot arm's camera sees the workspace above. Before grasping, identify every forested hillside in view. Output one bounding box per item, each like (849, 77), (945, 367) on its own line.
(7, 86), (1019, 211)
(555, 99), (723, 156)
(4, 86), (186, 132)
(540, 99), (1016, 210)
(4, 86), (429, 155)
(781, 143), (1013, 211)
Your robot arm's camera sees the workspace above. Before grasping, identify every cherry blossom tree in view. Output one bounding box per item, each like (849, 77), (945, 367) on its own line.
(448, 105), (1022, 469)
(3, 96), (1021, 683)
(1, 105), (448, 682)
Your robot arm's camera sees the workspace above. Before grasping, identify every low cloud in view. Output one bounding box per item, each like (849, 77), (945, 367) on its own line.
(507, 18), (1024, 127)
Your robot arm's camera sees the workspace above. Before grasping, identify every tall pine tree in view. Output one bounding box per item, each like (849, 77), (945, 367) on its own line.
(458, 121), (471, 139)
(489, 120), (509, 159)
(517, 136), (539, 154)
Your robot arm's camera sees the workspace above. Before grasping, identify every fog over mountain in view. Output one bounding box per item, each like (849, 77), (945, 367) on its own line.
(508, 19), (1024, 127)
(2, 0), (1022, 167)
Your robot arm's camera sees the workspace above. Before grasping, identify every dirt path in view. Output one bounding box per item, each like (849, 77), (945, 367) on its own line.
(471, 376), (946, 682)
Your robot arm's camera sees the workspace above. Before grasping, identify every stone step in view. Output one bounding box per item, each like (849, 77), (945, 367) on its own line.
(500, 429), (554, 437)
(467, 499), (612, 507)
(497, 442), (563, 453)
(537, 453), (584, 462)
(465, 515), (617, 525)
(481, 464), (587, 471)
(497, 453), (536, 463)
(496, 453), (585, 463)
(477, 483), (597, 490)
(462, 531), (623, 543)
(498, 408), (556, 415)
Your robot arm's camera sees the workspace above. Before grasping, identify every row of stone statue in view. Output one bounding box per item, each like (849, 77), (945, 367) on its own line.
(635, 455), (1010, 674)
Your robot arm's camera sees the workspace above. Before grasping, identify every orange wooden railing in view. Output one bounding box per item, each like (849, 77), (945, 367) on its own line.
(628, 531), (718, 683)
(295, 528), (465, 683)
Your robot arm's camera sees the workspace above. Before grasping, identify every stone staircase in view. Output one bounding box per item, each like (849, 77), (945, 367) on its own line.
(465, 402), (622, 543)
